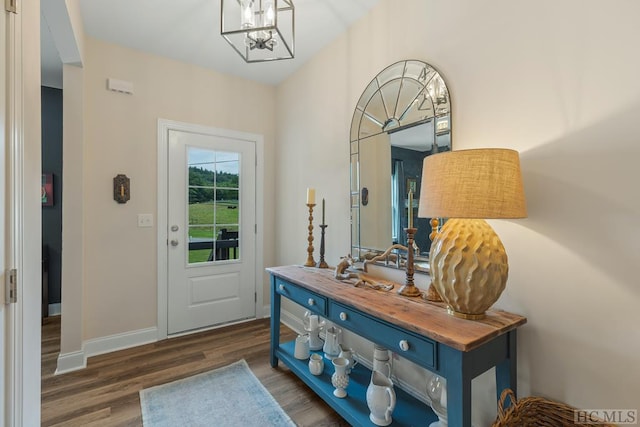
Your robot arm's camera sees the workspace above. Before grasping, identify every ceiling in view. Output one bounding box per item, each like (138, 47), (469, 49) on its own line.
(41, 0), (381, 88)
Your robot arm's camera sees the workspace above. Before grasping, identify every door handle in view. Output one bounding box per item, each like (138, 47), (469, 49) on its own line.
(170, 239), (179, 247)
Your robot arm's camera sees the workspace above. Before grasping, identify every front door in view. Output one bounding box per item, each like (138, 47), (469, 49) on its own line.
(167, 128), (256, 334)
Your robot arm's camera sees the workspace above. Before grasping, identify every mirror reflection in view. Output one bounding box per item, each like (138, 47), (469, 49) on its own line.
(350, 60), (452, 266)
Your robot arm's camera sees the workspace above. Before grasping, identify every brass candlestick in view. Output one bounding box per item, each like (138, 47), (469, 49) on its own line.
(429, 217), (440, 242)
(398, 227), (421, 297)
(316, 224), (329, 268)
(304, 204), (316, 267)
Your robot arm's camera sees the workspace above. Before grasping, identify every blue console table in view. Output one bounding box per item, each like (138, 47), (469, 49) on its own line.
(268, 265), (527, 427)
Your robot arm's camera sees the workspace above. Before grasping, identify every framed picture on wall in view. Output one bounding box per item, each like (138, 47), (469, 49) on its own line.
(42, 173), (54, 206)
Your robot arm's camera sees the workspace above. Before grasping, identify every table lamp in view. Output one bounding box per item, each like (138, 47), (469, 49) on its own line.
(418, 148), (527, 319)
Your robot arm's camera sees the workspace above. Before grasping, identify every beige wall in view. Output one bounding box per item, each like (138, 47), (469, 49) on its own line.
(60, 63), (85, 356)
(81, 37), (276, 340)
(58, 0), (87, 370)
(275, 0), (640, 423)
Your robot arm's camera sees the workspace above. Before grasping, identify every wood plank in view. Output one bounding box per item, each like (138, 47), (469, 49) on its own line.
(49, 408), (112, 427)
(268, 265), (527, 351)
(41, 316), (344, 426)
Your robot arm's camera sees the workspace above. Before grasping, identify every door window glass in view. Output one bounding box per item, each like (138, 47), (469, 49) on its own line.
(187, 148), (240, 264)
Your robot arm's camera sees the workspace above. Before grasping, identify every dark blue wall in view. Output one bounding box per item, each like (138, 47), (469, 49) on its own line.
(391, 144), (451, 256)
(41, 86), (62, 306)
(391, 146), (431, 254)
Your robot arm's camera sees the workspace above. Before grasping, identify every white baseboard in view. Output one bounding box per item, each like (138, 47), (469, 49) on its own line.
(280, 308), (304, 334)
(48, 303), (61, 316)
(55, 350), (86, 375)
(262, 305), (303, 330)
(84, 326), (158, 358)
(55, 326), (158, 375)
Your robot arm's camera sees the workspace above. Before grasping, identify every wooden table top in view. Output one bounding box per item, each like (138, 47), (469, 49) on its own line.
(268, 265), (527, 352)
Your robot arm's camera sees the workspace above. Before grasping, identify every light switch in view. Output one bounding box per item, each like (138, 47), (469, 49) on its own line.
(137, 214), (154, 228)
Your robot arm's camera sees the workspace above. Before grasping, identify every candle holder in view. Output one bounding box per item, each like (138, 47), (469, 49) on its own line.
(316, 224), (329, 269)
(304, 204), (316, 267)
(425, 218), (443, 302)
(429, 218), (440, 241)
(398, 227), (421, 297)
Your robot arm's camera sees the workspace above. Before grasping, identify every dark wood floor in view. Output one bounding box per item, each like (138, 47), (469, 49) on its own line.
(41, 316), (348, 426)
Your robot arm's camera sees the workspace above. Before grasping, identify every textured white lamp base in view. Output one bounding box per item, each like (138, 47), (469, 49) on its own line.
(429, 218), (508, 319)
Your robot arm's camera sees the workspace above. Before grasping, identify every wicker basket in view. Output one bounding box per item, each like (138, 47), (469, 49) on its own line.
(492, 389), (617, 427)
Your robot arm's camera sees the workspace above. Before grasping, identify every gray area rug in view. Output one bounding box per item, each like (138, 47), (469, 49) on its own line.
(139, 359), (295, 427)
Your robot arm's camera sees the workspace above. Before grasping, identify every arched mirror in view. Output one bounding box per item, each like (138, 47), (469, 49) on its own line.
(350, 60), (452, 268)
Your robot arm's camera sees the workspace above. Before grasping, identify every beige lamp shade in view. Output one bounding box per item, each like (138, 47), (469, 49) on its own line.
(418, 148), (527, 219)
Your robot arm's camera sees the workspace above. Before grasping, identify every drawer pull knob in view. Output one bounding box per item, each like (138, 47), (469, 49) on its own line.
(399, 340), (410, 352)
(308, 298), (315, 306)
(339, 312), (348, 321)
(278, 284), (285, 292)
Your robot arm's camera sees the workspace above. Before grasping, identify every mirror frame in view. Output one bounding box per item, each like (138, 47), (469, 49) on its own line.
(349, 59), (452, 267)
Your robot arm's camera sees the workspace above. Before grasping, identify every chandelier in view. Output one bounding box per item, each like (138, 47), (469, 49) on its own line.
(221, 0), (295, 63)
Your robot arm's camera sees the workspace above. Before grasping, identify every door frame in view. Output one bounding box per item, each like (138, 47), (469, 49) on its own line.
(156, 119), (265, 340)
(3, 1), (41, 425)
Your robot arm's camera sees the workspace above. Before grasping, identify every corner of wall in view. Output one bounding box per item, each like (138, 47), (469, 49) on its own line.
(55, 350), (87, 375)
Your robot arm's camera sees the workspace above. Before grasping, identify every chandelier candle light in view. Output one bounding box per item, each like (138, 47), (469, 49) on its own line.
(220, 0), (295, 63)
(418, 148), (527, 319)
(304, 188), (316, 267)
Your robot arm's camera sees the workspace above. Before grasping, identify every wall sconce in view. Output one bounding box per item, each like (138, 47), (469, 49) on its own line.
(113, 174), (130, 204)
(361, 187), (369, 206)
(418, 149), (527, 319)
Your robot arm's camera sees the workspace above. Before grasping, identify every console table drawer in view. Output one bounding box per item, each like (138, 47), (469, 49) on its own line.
(275, 278), (327, 315)
(329, 301), (437, 370)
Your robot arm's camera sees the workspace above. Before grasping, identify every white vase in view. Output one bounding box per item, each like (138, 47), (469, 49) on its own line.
(366, 370), (396, 426)
(331, 357), (350, 398)
(308, 353), (324, 376)
(308, 326), (324, 351)
(323, 326), (341, 359)
(372, 344), (392, 378)
(304, 311), (325, 350)
(294, 334), (310, 360)
(338, 345), (358, 374)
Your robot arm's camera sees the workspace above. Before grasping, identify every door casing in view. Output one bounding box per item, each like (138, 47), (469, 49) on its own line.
(3, 1), (42, 425)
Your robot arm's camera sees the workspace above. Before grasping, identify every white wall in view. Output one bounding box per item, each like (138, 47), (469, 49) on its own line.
(275, 0), (640, 424)
(79, 37), (276, 341)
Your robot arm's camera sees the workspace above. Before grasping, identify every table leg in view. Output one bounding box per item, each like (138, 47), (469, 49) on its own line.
(444, 350), (472, 427)
(270, 276), (281, 368)
(447, 374), (472, 427)
(495, 330), (518, 407)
